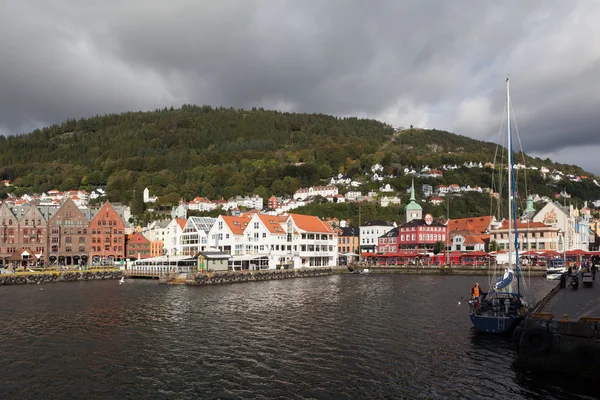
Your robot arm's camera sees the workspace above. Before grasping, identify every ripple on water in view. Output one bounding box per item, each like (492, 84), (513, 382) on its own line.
(0, 275), (596, 399)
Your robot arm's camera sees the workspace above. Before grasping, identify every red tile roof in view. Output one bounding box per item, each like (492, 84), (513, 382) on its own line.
(288, 213), (333, 233)
(448, 216), (493, 234)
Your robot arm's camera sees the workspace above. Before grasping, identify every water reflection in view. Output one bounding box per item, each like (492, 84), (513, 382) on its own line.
(0, 275), (594, 399)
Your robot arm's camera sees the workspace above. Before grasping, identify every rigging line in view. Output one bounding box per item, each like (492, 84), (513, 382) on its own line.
(491, 101), (508, 222)
(509, 96), (532, 291)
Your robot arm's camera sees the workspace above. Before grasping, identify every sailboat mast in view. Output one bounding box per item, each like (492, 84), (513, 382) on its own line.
(506, 76), (513, 271)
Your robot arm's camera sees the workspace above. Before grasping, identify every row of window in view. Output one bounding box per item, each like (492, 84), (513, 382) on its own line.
(90, 246), (123, 252)
(399, 226), (444, 232)
(91, 237), (123, 244)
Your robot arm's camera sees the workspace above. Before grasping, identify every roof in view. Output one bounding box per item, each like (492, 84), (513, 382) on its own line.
(221, 215), (252, 235)
(199, 251), (231, 260)
(363, 220), (395, 227)
(463, 235), (485, 245)
(339, 227), (359, 237)
(288, 213), (334, 233)
(399, 218), (446, 228)
(494, 221), (551, 230)
(176, 218), (187, 230)
(257, 214), (286, 235)
(448, 216), (493, 234)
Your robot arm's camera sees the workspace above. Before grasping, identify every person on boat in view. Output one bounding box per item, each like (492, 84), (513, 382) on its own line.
(471, 282), (481, 303)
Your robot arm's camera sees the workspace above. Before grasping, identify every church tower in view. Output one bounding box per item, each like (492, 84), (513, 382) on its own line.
(404, 179), (423, 223)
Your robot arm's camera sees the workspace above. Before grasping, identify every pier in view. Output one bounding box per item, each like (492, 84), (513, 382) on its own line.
(171, 267), (342, 286)
(514, 273), (600, 376)
(0, 268), (123, 285)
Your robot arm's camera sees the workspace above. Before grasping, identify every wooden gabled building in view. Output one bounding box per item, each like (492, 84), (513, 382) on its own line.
(47, 198), (90, 266)
(89, 201), (126, 264)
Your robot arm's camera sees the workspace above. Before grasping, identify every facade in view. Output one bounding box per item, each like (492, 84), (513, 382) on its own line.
(89, 202), (126, 264)
(180, 217), (217, 255)
(360, 220), (397, 253)
(209, 215), (252, 255)
(532, 202), (591, 251)
(47, 198), (91, 266)
(337, 227), (359, 255)
(448, 231), (486, 252)
(380, 217), (447, 252)
(286, 213), (337, 268)
(164, 218), (187, 256)
(126, 232), (151, 259)
(0, 203), (23, 264)
(490, 221), (561, 252)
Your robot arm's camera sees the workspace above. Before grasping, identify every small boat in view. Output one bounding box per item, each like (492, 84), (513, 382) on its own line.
(119, 276), (125, 285)
(469, 76), (526, 334)
(360, 268), (370, 274)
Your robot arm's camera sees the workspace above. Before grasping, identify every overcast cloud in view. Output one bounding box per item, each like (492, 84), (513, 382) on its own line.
(1, 1), (599, 173)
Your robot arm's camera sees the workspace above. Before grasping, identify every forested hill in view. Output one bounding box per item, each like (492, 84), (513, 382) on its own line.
(0, 105), (597, 208)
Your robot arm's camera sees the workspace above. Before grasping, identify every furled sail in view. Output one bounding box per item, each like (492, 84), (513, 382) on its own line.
(493, 268), (514, 291)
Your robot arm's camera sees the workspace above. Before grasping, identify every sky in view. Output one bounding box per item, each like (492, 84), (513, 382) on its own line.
(1, 1), (599, 173)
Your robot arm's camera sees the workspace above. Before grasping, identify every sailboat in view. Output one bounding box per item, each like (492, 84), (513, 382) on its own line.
(469, 76), (526, 334)
(119, 276), (125, 285)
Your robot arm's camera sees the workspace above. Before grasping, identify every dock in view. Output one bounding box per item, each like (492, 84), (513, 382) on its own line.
(0, 268), (123, 285)
(514, 272), (600, 376)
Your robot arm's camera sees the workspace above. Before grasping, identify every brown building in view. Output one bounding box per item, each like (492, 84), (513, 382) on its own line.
(89, 201), (126, 265)
(47, 198), (90, 266)
(0, 202), (20, 264)
(18, 204), (48, 258)
(126, 232), (151, 260)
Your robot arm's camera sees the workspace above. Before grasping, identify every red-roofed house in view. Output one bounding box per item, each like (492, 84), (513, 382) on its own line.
(126, 232), (151, 260)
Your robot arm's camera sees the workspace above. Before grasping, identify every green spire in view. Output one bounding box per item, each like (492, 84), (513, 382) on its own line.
(524, 194), (535, 213)
(404, 179), (422, 211)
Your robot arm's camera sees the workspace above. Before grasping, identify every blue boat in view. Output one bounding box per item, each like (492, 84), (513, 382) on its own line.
(469, 76), (526, 334)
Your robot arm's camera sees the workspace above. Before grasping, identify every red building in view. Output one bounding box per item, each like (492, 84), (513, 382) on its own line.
(268, 195), (278, 210)
(126, 232), (151, 260)
(89, 201), (126, 264)
(378, 214), (447, 252)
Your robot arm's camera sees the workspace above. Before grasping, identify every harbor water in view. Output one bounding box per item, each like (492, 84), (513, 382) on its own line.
(0, 274), (597, 399)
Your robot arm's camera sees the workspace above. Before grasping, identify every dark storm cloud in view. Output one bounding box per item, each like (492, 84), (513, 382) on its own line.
(0, 1), (599, 172)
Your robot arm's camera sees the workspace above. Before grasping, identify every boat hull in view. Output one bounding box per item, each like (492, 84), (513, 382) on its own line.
(470, 313), (522, 334)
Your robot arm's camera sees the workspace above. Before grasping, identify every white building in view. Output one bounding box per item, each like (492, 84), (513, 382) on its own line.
(360, 220), (397, 253)
(164, 218), (187, 256)
(180, 217), (217, 255)
(293, 185), (338, 200)
(208, 215), (252, 255)
(143, 187), (158, 203)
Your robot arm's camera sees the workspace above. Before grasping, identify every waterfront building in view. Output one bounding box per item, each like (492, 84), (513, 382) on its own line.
(126, 232), (151, 259)
(240, 214), (288, 269)
(47, 198), (90, 266)
(285, 213), (337, 268)
(89, 201), (126, 264)
(180, 217), (217, 255)
(0, 203), (26, 264)
(379, 216), (447, 252)
(163, 218), (187, 256)
(15, 203), (48, 262)
(337, 227), (359, 255)
(490, 221), (561, 252)
(208, 215), (252, 255)
(448, 230), (486, 252)
(360, 220), (396, 253)
(532, 202), (592, 251)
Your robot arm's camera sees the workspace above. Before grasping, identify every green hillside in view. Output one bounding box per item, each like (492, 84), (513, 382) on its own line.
(0, 105), (597, 221)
